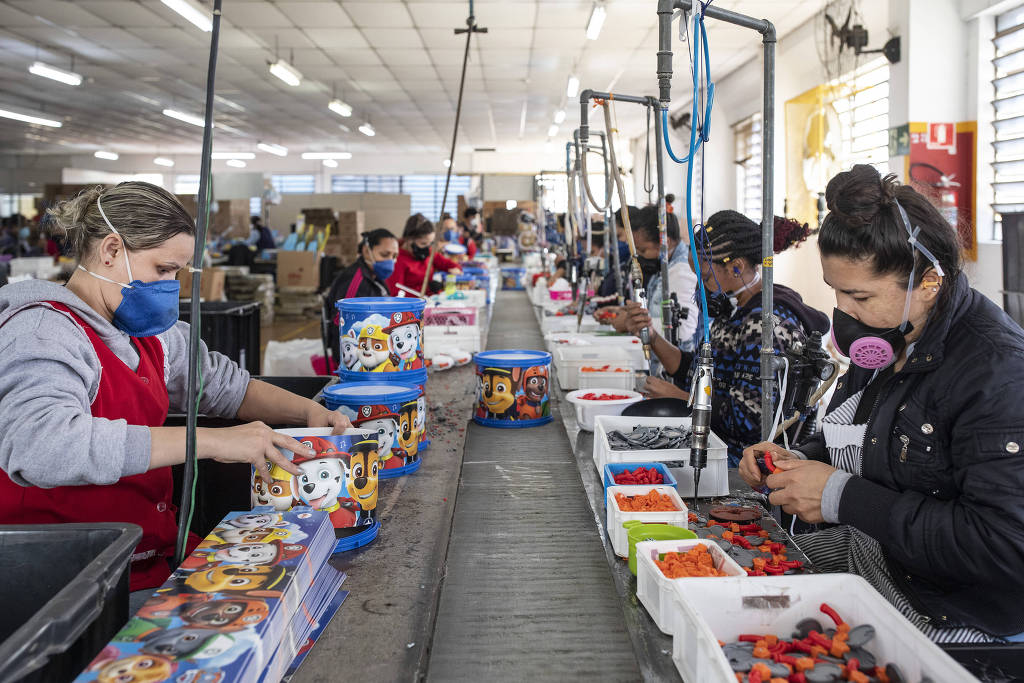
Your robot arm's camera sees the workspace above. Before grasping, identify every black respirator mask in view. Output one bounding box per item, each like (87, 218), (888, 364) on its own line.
(411, 244), (431, 260)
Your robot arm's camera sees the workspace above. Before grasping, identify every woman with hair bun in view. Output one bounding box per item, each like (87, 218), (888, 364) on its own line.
(740, 164), (1024, 641)
(621, 209), (829, 466)
(0, 182), (352, 594)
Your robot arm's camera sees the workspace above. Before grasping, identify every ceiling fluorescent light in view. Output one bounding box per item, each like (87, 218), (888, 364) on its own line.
(328, 99), (352, 117)
(547, 124), (559, 138)
(269, 59), (302, 87)
(506, 200), (517, 210)
(211, 151), (255, 160)
(94, 151), (119, 160)
(257, 142), (288, 157)
(153, 157), (175, 167)
(0, 108), (62, 128)
(339, 124), (351, 133)
(163, 108), (205, 127)
(160, 0), (212, 32)
(554, 109), (566, 124)
(586, 3), (607, 40)
(443, 159), (451, 168)
(29, 61), (82, 86)
(322, 159), (338, 168)
(226, 159), (247, 168)
(301, 152), (353, 160)
(358, 122), (375, 137)
(566, 75), (580, 98)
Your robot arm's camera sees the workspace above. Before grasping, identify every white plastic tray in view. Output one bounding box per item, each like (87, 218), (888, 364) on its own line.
(669, 574), (977, 683)
(577, 370), (636, 391)
(635, 539), (745, 635)
(593, 415), (729, 497)
(423, 325), (482, 353)
(565, 388), (644, 431)
(554, 345), (647, 390)
(605, 484), (688, 558)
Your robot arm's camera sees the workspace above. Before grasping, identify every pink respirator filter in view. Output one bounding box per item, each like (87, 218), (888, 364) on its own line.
(831, 328), (895, 370)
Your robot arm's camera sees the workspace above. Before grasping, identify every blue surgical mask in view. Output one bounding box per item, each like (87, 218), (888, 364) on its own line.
(443, 229), (460, 242)
(372, 258), (395, 280)
(79, 195), (181, 337)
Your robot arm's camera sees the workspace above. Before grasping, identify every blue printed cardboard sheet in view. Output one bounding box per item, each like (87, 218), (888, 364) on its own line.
(74, 507), (335, 683)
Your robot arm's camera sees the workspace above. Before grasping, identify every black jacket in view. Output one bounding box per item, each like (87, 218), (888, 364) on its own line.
(326, 260), (389, 363)
(798, 274), (1024, 636)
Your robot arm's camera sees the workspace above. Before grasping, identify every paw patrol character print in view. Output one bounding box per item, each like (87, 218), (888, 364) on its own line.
(223, 512), (282, 530)
(478, 366), (521, 421)
(251, 463), (295, 511)
(140, 627), (237, 661)
(179, 597), (270, 630)
(291, 455), (356, 529)
(92, 653), (176, 683)
(182, 564), (287, 594)
(397, 399), (419, 461)
(345, 438), (381, 520)
(515, 365), (550, 420)
(207, 525), (292, 546)
(355, 314), (391, 371)
(382, 311), (423, 371)
(352, 404), (401, 470)
(181, 540), (304, 571)
(340, 328), (360, 371)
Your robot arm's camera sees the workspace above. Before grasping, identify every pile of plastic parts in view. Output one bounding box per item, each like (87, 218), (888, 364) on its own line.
(607, 425), (692, 451)
(690, 512), (805, 576)
(612, 466), (664, 485)
(614, 489), (679, 512)
(720, 603), (909, 683)
(655, 544), (727, 578)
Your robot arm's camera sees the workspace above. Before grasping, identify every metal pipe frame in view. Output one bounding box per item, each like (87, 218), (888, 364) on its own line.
(657, 0), (778, 442)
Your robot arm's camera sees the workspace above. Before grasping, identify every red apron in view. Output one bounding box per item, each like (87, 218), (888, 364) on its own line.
(0, 302), (180, 591)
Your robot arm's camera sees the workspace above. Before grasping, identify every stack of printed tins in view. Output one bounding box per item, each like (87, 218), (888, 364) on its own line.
(332, 297), (429, 477)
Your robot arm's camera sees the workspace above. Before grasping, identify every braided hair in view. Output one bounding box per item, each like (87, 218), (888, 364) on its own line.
(695, 210), (810, 267)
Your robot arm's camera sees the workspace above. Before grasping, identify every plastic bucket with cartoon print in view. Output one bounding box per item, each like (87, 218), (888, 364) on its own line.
(501, 266), (526, 290)
(473, 349), (553, 428)
(336, 297), (427, 383)
(259, 427), (381, 552)
(323, 382), (424, 478)
(332, 370), (429, 450)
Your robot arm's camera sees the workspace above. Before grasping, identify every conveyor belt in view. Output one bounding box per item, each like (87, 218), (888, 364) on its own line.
(426, 291), (640, 681)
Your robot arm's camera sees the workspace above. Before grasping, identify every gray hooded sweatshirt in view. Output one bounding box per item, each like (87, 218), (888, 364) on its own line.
(0, 280), (250, 488)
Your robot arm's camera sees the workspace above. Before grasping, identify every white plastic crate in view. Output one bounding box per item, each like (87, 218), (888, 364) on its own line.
(565, 388), (644, 431)
(635, 539), (745, 635)
(593, 416), (729, 498)
(577, 369), (636, 391)
(669, 575), (976, 683)
(605, 484), (688, 558)
(540, 315), (607, 336)
(554, 345), (647, 390)
(423, 305), (478, 327)
(424, 325), (482, 354)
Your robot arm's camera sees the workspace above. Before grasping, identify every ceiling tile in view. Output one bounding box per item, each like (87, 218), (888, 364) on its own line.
(276, 2), (353, 27)
(8, 0), (109, 27)
(79, 1), (173, 27)
(225, 3), (293, 28)
(304, 28), (369, 49)
(344, 3), (413, 28)
(324, 48), (382, 66)
(360, 28), (423, 49)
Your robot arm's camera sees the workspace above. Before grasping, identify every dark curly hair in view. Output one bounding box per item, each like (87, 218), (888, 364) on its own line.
(693, 210), (808, 267)
(819, 164), (962, 310)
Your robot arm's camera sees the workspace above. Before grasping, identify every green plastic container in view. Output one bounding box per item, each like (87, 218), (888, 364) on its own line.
(624, 521), (697, 576)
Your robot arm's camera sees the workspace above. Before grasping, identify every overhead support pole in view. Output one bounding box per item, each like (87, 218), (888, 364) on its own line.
(657, 0), (777, 442)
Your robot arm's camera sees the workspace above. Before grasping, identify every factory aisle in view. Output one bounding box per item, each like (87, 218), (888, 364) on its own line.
(426, 291), (640, 681)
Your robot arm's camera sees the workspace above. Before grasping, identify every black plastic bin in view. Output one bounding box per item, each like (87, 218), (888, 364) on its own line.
(0, 523), (142, 682)
(178, 301), (261, 375)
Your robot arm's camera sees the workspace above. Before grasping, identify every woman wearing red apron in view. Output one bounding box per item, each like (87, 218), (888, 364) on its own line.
(0, 182), (351, 593)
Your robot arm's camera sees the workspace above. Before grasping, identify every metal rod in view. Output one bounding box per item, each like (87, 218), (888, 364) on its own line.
(672, 0), (773, 34)
(653, 99), (672, 342)
(177, 0), (222, 564)
(759, 27), (777, 443)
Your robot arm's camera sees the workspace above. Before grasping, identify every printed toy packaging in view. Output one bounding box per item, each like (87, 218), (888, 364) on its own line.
(74, 508), (338, 683)
(473, 349), (553, 428)
(252, 428), (382, 552)
(336, 297), (427, 382)
(323, 383), (424, 478)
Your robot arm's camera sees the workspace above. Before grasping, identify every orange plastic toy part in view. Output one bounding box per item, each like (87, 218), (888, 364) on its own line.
(654, 545), (727, 578)
(614, 489), (679, 512)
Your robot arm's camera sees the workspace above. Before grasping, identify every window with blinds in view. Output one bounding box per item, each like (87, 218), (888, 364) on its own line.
(832, 57), (890, 173)
(271, 175), (316, 194)
(733, 113), (762, 223)
(174, 175), (200, 195)
(992, 4), (1024, 240)
(330, 174), (472, 222)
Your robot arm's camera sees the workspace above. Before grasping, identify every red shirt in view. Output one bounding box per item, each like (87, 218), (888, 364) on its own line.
(461, 236), (477, 258)
(387, 247), (459, 296)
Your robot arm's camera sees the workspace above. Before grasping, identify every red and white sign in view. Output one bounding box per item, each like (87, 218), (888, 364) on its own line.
(927, 122), (956, 152)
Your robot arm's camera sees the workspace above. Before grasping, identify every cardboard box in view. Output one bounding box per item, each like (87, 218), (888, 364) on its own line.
(323, 235), (360, 264)
(178, 266), (225, 301)
(277, 250), (320, 290)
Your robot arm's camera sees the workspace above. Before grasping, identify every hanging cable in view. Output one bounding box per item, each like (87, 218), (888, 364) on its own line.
(419, 3), (487, 295)
(642, 107), (654, 200)
(176, 0), (222, 564)
(580, 131), (613, 212)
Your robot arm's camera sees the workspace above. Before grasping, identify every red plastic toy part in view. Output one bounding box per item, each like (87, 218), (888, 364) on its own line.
(578, 392), (633, 400)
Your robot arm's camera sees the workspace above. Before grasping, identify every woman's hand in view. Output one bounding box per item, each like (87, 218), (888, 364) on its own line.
(595, 306), (622, 325)
(765, 459), (837, 524)
(621, 300), (654, 337)
(738, 441), (799, 488)
(642, 376), (688, 400)
(305, 403), (352, 435)
(197, 422), (307, 483)
(449, 267), (462, 275)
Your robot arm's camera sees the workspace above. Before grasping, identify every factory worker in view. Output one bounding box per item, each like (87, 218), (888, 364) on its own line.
(0, 182), (351, 591)
(621, 210), (829, 466)
(387, 213), (461, 296)
(441, 213), (477, 258)
(740, 165), (1024, 642)
(325, 228), (399, 366)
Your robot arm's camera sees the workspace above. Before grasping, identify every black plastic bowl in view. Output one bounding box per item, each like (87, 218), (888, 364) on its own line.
(621, 397), (692, 418)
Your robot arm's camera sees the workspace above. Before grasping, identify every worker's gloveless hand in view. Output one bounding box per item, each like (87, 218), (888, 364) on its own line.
(738, 441), (799, 489)
(306, 403), (353, 435)
(595, 305), (622, 325)
(198, 422), (307, 483)
(642, 376), (688, 400)
(622, 300), (653, 337)
(765, 459), (837, 525)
